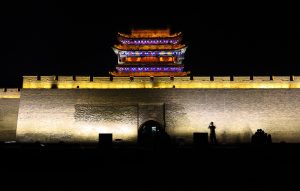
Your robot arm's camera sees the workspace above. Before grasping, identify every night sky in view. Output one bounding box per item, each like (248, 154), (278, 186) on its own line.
(0, 1), (299, 87)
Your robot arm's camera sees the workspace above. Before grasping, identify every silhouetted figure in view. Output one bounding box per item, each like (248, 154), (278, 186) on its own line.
(208, 122), (217, 144)
(251, 129), (272, 145)
(267, 134), (272, 144)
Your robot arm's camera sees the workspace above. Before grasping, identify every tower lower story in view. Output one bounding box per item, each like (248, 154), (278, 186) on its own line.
(110, 63), (189, 77)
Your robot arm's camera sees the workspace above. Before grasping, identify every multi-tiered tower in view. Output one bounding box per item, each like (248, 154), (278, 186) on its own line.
(111, 29), (189, 77)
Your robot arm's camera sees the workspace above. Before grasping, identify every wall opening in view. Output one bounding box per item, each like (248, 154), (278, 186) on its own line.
(51, 84), (58, 89)
(138, 120), (170, 147)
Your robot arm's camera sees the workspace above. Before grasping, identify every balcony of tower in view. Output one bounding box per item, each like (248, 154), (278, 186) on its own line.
(116, 50), (186, 57)
(116, 65), (184, 72)
(118, 37), (182, 45)
(113, 44), (186, 51)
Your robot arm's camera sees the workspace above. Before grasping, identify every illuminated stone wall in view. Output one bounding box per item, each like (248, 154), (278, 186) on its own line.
(17, 89), (300, 143)
(0, 89), (20, 141)
(22, 76), (300, 89)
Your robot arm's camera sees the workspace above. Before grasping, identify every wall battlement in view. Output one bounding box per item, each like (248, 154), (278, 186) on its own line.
(0, 88), (20, 98)
(22, 75), (300, 89)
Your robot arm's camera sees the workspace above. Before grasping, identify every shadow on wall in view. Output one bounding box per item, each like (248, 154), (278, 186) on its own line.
(219, 127), (253, 144)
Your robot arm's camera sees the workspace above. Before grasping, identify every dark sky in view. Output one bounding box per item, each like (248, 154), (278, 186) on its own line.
(0, 1), (299, 87)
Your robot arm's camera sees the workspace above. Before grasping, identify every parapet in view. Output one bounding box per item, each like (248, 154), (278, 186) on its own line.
(22, 75), (300, 89)
(0, 88), (20, 98)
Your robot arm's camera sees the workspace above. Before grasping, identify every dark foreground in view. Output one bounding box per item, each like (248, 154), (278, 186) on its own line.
(1, 143), (300, 190)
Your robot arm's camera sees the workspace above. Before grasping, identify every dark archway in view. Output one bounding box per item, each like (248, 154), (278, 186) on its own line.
(138, 120), (170, 147)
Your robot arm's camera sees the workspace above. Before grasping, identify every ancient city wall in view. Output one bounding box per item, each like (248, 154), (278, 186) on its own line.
(17, 89), (300, 144)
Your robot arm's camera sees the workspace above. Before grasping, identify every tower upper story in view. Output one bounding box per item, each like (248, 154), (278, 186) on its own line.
(111, 29), (189, 77)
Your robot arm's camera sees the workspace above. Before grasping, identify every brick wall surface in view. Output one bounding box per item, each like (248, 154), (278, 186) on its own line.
(0, 98), (19, 141)
(16, 89), (300, 143)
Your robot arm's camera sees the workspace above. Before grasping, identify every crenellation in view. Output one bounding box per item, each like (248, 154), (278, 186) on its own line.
(293, 76), (300, 82)
(93, 77), (111, 82)
(40, 76), (56, 81)
(21, 75), (300, 89)
(214, 76), (231, 81)
(76, 76), (90, 81)
(234, 76), (251, 82)
(0, 88), (21, 98)
(153, 77), (173, 82)
(173, 77), (190, 82)
(58, 76), (73, 81)
(112, 77), (132, 81)
(273, 76), (291, 81)
(253, 76), (272, 81)
(192, 76), (210, 81)
(135, 77), (152, 82)
(23, 76), (38, 82)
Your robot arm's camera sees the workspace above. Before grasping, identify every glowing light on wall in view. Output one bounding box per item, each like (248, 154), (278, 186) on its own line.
(0, 89), (21, 98)
(76, 123), (137, 142)
(17, 88), (300, 144)
(0, 93), (20, 99)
